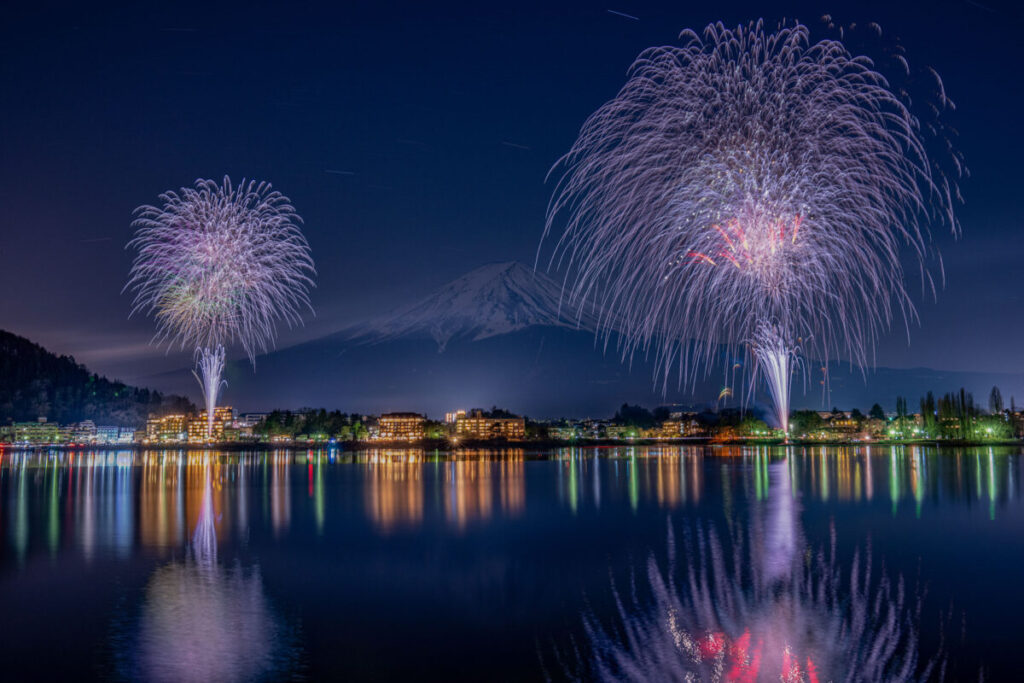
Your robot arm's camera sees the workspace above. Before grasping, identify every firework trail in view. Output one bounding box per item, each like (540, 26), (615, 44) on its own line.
(542, 20), (962, 431)
(126, 177), (315, 438)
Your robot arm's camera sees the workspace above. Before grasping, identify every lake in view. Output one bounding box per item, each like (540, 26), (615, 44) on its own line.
(0, 445), (1016, 681)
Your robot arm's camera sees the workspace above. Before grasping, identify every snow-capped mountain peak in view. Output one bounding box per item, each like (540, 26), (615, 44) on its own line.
(347, 261), (594, 351)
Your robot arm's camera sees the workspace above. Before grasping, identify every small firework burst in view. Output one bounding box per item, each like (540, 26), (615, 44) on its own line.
(126, 176), (315, 437)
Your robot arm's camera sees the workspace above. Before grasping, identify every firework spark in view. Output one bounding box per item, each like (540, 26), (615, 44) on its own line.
(126, 177), (315, 437)
(543, 20), (962, 430)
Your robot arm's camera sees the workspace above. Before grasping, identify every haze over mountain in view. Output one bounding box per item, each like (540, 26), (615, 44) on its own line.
(139, 261), (1024, 420)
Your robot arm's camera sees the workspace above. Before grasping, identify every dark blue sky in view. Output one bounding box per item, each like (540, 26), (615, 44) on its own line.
(1, 0), (1021, 386)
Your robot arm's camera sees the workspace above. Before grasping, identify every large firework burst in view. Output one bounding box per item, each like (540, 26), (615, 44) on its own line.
(126, 177), (315, 438)
(542, 20), (962, 431)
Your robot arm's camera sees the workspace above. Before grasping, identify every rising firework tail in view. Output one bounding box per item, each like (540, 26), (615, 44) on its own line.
(194, 346), (226, 441)
(542, 20), (962, 429)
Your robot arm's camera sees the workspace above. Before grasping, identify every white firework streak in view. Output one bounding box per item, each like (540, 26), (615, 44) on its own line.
(126, 176), (316, 438)
(542, 20), (962, 429)
(194, 346), (226, 442)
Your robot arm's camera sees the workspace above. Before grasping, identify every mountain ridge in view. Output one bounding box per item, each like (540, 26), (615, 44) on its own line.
(340, 261), (598, 351)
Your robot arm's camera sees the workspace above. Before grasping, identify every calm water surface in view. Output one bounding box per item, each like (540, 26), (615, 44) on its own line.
(0, 446), (1017, 681)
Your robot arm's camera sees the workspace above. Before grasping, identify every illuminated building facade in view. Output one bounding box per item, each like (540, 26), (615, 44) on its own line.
(455, 415), (526, 440)
(827, 416), (858, 434)
(95, 425), (120, 443)
(377, 413), (426, 441)
(146, 414), (188, 443)
(7, 418), (60, 443)
(444, 409), (467, 424)
(188, 406), (235, 442)
(659, 420), (683, 438)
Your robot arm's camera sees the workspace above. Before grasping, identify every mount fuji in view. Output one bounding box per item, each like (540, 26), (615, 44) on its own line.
(142, 261), (1024, 419)
(342, 261), (599, 352)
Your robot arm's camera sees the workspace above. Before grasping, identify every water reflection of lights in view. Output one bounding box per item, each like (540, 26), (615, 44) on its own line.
(365, 454), (424, 532)
(361, 450), (526, 531)
(573, 460), (944, 682)
(270, 453), (291, 536)
(0, 446), (1020, 565)
(133, 462), (287, 682)
(558, 448), (704, 513)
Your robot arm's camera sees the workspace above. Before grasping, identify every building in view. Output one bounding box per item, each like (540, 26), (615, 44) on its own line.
(549, 424), (580, 440)
(580, 419), (610, 439)
(233, 424), (255, 439)
(69, 420), (97, 443)
(603, 424), (634, 440)
(95, 425), (121, 444)
(377, 413), (426, 441)
(11, 418), (61, 444)
(455, 415), (526, 440)
(444, 409), (467, 424)
(188, 406), (235, 442)
(824, 414), (858, 437)
(146, 414), (188, 443)
(659, 420), (683, 438)
(235, 412), (269, 428)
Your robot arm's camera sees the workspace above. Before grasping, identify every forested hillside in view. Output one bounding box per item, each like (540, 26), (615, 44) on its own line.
(0, 330), (194, 425)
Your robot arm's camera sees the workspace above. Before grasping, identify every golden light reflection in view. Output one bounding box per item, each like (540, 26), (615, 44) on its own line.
(444, 452), (525, 530)
(445, 459), (495, 528)
(654, 452), (684, 508)
(359, 449), (525, 531)
(139, 455), (185, 549)
(364, 451), (424, 532)
(269, 451), (291, 537)
(498, 456), (526, 517)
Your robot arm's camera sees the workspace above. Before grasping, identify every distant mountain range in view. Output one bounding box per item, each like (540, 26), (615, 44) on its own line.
(142, 261), (1024, 420)
(0, 330), (194, 425)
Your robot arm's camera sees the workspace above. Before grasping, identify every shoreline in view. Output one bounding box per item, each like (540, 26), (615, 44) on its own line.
(2, 437), (1022, 453)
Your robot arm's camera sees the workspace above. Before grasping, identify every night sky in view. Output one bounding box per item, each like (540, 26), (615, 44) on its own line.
(1, 1), (1021, 396)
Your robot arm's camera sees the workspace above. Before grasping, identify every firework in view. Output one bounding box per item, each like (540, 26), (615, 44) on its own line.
(126, 177), (315, 438)
(543, 20), (962, 431)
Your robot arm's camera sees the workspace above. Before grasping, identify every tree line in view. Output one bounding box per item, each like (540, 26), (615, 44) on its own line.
(789, 386), (1018, 440)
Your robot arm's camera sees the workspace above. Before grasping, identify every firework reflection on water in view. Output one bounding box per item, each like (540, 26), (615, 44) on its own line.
(132, 464), (295, 682)
(568, 460), (943, 683)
